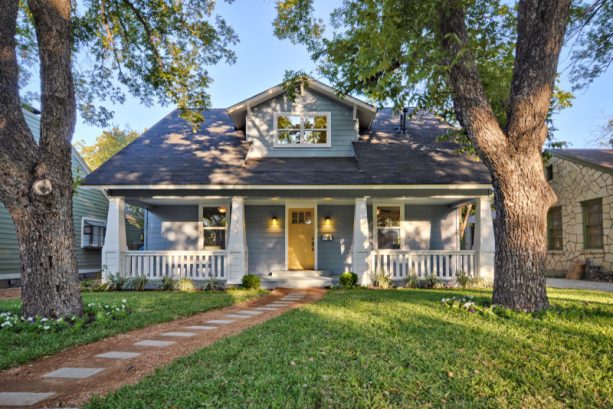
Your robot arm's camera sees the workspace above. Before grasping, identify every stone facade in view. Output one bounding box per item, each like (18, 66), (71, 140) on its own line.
(546, 156), (613, 274)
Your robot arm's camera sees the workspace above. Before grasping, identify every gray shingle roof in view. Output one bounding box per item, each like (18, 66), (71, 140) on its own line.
(83, 108), (491, 186)
(549, 149), (613, 173)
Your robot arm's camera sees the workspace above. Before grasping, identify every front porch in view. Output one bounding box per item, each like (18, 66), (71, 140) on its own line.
(100, 192), (494, 287)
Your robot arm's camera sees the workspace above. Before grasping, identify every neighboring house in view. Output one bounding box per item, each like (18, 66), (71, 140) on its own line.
(0, 109), (142, 287)
(545, 149), (613, 275)
(83, 77), (495, 287)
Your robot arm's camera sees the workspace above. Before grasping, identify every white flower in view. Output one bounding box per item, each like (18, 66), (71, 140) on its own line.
(1, 321), (12, 328)
(40, 317), (48, 322)
(43, 325), (50, 330)
(122, 299), (127, 303)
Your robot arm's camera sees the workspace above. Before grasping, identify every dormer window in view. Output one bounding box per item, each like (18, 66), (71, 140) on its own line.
(273, 112), (331, 147)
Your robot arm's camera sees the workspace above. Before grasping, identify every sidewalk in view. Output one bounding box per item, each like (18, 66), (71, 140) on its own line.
(0, 288), (325, 408)
(547, 278), (613, 292)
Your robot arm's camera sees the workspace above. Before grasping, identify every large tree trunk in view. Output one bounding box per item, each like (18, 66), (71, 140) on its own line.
(440, 0), (571, 311)
(0, 0), (83, 317)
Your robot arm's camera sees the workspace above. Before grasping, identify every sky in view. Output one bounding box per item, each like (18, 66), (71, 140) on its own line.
(73, 0), (612, 148)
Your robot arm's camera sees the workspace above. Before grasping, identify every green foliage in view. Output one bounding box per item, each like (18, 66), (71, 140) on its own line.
(241, 274), (261, 290)
(456, 271), (470, 289)
(80, 279), (109, 292)
(123, 276), (148, 291)
(202, 278), (224, 291)
(339, 271), (358, 288)
(84, 289), (613, 408)
(161, 276), (176, 291)
(106, 273), (126, 291)
(16, 0), (239, 127)
(420, 274), (441, 289)
(74, 127), (140, 170)
(175, 278), (198, 293)
(370, 271), (392, 289)
(404, 271), (419, 288)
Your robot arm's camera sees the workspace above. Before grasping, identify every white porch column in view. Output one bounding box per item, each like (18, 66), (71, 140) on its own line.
(352, 197), (372, 286)
(227, 196), (247, 285)
(475, 196), (495, 281)
(102, 196), (127, 280)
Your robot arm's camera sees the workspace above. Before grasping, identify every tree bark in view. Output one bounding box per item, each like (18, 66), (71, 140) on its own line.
(440, 0), (571, 311)
(0, 0), (82, 317)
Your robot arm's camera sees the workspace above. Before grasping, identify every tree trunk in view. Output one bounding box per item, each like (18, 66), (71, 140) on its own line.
(490, 152), (554, 311)
(0, 0), (83, 317)
(11, 189), (83, 318)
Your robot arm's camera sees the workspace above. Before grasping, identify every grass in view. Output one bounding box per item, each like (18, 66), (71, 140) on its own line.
(0, 289), (264, 370)
(86, 288), (612, 409)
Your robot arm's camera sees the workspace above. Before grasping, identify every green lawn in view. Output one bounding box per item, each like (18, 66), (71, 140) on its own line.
(0, 290), (264, 370)
(87, 288), (612, 409)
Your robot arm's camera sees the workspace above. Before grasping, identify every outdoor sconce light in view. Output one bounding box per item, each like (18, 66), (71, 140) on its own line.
(324, 216), (332, 226)
(271, 216), (279, 226)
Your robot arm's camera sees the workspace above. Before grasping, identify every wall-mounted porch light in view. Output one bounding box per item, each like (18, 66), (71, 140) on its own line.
(271, 216), (279, 226)
(324, 216), (332, 227)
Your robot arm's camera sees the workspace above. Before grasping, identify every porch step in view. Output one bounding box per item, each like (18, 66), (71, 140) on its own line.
(260, 276), (333, 289)
(269, 270), (330, 279)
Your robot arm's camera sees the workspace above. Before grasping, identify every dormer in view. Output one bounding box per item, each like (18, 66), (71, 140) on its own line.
(226, 77), (376, 158)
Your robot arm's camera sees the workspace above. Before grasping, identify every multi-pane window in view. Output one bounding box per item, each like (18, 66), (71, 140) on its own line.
(582, 198), (603, 249)
(82, 218), (106, 249)
(202, 207), (227, 249)
(291, 210), (312, 225)
(547, 206), (563, 250)
(376, 206), (401, 249)
(274, 112), (330, 146)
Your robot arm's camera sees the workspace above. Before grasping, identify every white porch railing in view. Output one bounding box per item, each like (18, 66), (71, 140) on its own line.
(121, 250), (227, 279)
(370, 250), (477, 280)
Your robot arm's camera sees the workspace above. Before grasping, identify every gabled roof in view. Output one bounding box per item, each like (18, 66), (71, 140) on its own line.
(226, 76), (377, 130)
(549, 149), (613, 174)
(82, 107), (491, 187)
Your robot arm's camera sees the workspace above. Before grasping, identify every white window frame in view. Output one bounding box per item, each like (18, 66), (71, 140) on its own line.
(372, 203), (405, 250)
(198, 203), (229, 250)
(81, 217), (106, 249)
(273, 112), (332, 148)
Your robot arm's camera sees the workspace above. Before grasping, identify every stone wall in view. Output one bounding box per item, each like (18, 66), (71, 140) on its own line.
(546, 156), (613, 274)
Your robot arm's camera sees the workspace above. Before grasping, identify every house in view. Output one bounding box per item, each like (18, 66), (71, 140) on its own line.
(545, 149), (613, 277)
(82, 77), (495, 288)
(0, 109), (142, 288)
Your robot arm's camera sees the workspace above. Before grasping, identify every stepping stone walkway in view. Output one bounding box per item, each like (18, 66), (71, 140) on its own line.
(0, 289), (322, 408)
(0, 392), (54, 407)
(134, 340), (175, 347)
(44, 368), (104, 379)
(95, 351), (141, 360)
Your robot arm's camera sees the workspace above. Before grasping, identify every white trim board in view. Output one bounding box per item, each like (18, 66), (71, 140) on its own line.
(82, 183), (493, 191)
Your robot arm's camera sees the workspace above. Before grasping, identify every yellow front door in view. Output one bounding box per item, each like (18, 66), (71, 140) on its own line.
(288, 208), (315, 270)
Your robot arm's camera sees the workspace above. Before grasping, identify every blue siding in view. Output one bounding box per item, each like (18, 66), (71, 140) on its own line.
(145, 206), (199, 250)
(317, 205), (353, 274)
(403, 205), (458, 250)
(245, 205), (285, 274)
(246, 88), (356, 158)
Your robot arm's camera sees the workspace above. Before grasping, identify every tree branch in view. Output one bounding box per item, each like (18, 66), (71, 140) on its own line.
(439, 0), (509, 170)
(506, 0), (572, 151)
(0, 0), (38, 206)
(120, 0), (164, 67)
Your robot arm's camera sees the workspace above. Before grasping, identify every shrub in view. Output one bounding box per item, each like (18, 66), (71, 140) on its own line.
(404, 271), (419, 288)
(203, 277), (224, 291)
(175, 278), (198, 292)
(370, 270), (392, 289)
(456, 271), (470, 289)
(161, 276), (176, 291)
(80, 279), (97, 292)
(420, 274), (440, 289)
(339, 272), (358, 288)
(107, 273), (126, 291)
(123, 276), (148, 291)
(241, 274), (261, 290)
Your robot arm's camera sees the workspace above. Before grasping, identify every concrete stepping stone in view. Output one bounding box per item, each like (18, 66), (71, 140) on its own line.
(44, 367), (104, 379)
(96, 351), (141, 360)
(254, 307), (279, 311)
(264, 304), (284, 308)
(236, 310), (263, 316)
(0, 392), (54, 406)
(205, 319), (235, 325)
(160, 331), (196, 337)
(134, 340), (175, 347)
(185, 325), (216, 330)
(270, 302), (292, 305)
(225, 314), (249, 319)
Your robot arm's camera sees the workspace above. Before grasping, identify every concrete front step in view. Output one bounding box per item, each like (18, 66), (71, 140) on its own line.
(269, 270), (330, 279)
(260, 276), (333, 289)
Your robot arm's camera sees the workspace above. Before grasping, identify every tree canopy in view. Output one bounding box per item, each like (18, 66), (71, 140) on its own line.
(75, 127), (140, 170)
